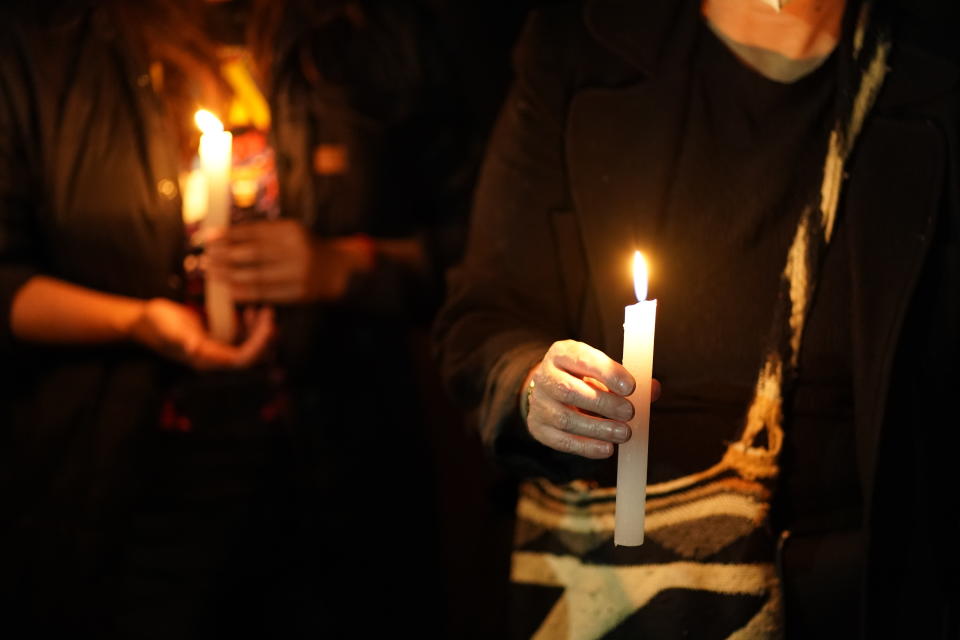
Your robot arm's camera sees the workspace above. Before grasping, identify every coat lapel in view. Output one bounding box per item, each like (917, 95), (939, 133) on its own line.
(583, 0), (691, 75)
(844, 40), (956, 506)
(566, 0), (701, 357)
(566, 81), (685, 357)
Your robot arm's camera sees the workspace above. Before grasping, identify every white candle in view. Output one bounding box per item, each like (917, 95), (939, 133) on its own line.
(615, 251), (657, 546)
(195, 109), (236, 343)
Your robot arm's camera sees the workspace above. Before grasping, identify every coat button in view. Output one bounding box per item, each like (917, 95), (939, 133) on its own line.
(167, 274), (183, 290)
(137, 74), (151, 88)
(157, 178), (178, 200)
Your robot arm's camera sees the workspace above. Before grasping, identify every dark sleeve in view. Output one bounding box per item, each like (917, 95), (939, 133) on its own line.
(433, 9), (586, 479)
(0, 28), (40, 349)
(294, 1), (476, 318)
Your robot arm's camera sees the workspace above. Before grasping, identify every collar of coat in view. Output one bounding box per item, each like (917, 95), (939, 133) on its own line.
(582, 0), (957, 112)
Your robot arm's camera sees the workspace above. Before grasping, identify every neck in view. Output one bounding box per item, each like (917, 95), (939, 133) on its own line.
(702, 0), (846, 62)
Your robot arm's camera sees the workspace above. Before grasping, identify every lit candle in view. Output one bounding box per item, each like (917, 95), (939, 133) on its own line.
(615, 251), (657, 546)
(195, 109), (236, 343)
(759, 0), (787, 11)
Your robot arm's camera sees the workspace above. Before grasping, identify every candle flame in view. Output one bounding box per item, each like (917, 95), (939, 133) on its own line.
(633, 251), (648, 302)
(194, 109), (224, 135)
(760, 0), (789, 11)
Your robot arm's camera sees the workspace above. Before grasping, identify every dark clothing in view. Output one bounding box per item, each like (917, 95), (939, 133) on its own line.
(0, 2), (471, 636)
(435, 0), (960, 636)
(267, 4), (473, 636)
(0, 6), (187, 633)
(647, 23), (861, 635)
(626, 21), (850, 492)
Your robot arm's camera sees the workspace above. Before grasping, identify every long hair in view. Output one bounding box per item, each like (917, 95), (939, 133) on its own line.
(104, 0), (352, 153)
(101, 0), (437, 152)
(247, 0), (367, 85)
(105, 0), (228, 159)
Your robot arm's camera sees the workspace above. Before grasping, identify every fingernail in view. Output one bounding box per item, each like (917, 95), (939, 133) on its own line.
(596, 442), (614, 458)
(611, 425), (631, 443)
(618, 377), (634, 395)
(618, 401), (634, 421)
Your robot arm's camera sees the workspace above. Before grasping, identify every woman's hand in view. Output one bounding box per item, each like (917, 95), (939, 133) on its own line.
(9, 276), (272, 370)
(131, 298), (274, 371)
(523, 339), (661, 459)
(206, 220), (375, 304)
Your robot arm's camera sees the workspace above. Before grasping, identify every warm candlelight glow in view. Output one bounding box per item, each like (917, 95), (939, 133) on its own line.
(633, 251), (648, 302)
(194, 109), (225, 135)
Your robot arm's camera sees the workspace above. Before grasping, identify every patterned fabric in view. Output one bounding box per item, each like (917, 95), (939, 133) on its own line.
(509, 5), (891, 638)
(513, 474), (781, 639)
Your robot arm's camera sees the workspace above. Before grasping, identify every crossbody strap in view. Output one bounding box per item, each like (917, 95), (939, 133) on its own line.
(730, 2), (892, 480)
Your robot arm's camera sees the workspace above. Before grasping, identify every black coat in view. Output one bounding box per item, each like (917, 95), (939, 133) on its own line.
(435, 0), (960, 635)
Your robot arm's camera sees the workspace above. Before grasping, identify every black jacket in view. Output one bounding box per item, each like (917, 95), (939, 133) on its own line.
(0, 8), (186, 624)
(435, 0), (960, 635)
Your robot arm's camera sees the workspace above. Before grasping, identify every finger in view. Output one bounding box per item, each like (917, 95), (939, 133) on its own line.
(196, 226), (227, 246)
(230, 283), (259, 304)
(188, 338), (249, 370)
(204, 246), (230, 273)
(188, 311), (273, 371)
(227, 264), (305, 303)
(232, 282), (302, 304)
(588, 373), (660, 403)
(226, 264), (295, 286)
(549, 340), (635, 396)
(527, 422), (616, 459)
(537, 361), (634, 422)
(226, 221), (273, 243)
(168, 327), (204, 363)
(242, 305), (258, 329)
(224, 268), (278, 302)
(529, 392), (631, 444)
(233, 307), (275, 366)
(227, 219), (301, 246)
(222, 242), (267, 266)
(583, 376), (609, 393)
(209, 241), (289, 271)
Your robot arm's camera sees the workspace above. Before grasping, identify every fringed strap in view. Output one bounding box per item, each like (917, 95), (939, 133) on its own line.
(729, 2), (891, 480)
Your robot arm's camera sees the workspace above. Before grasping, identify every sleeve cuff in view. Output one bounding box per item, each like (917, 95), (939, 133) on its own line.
(479, 339), (596, 481)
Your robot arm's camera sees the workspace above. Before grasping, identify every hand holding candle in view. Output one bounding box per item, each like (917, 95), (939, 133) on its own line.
(615, 251), (657, 546)
(522, 340), (638, 459)
(519, 251), (659, 536)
